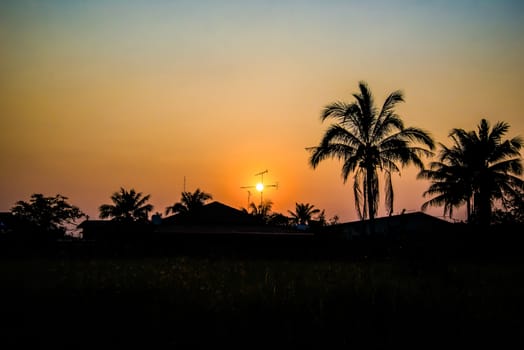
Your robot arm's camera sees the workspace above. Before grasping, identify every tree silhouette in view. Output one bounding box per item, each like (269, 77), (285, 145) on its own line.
(419, 119), (523, 225)
(492, 185), (524, 224)
(418, 153), (472, 221)
(288, 202), (321, 225)
(165, 188), (213, 217)
(99, 187), (153, 223)
(307, 81), (434, 227)
(11, 193), (85, 238)
(243, 199), (273, 224)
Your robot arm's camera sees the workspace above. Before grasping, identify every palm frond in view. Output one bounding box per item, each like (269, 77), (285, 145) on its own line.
(321, 101), (350, 122)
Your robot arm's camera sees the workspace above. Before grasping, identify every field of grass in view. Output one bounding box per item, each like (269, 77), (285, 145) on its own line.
(1, 246), (523, 348)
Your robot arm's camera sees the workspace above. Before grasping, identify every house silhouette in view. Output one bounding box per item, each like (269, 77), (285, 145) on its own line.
(320, 211), (452, 239)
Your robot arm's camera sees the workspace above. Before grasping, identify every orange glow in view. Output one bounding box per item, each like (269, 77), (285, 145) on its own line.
(1, 2), (523, 223)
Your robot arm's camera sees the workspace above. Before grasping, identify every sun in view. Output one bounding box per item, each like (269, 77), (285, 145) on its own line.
(256, 183), (264, 192)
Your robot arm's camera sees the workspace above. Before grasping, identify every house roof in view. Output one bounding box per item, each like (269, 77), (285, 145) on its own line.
(348, 211), (451, 225)
(162, 201), (258, 225)
(77, 202), (308, 237)
(77, 220), (112, 229)
(322, 211), (451, 236)
(157, 201), (311, 235)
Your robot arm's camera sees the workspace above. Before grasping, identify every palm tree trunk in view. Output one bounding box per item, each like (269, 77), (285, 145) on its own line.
(466, 197), (471, 224)
(472, 187), (491, 226)
(479, 191), (491, 226)
(366, 169), (375, 235)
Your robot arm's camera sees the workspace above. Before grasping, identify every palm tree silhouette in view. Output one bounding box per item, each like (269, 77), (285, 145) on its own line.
(99, 187), (153, 222)
(307, 81), (434, 228)
(419, 119), (523, 225)
(417, 150), (472, 221)
(288, 202), (321, 225)
(243, 199), (273, 223)
(165, 188), (213, 217)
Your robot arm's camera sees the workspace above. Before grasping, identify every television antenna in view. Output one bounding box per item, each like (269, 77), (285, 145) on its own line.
(240, 169), (278, 207)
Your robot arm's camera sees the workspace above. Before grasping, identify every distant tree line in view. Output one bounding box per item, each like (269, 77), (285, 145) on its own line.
(2, 194), (86, 241)
(2, 80), (522, 242)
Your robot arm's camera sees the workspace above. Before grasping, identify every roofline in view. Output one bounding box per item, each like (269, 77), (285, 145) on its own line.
(342, 211), (451, 225)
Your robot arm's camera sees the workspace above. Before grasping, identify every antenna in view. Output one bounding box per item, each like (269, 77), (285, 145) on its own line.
(254, 169), (268, 177)
(240, 169), (278, 207)
(242, 190), (251, 208)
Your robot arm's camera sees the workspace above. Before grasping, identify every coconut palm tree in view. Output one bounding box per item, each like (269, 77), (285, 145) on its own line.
(307, 81), (435, 227)
(165, 188), (213, 217)
(419, 119), (523, 225)
(417, 152), (472, 221)
(242, 199), (273, 224)
(288, 202), (321, 225)
(99, 187), (153, 222)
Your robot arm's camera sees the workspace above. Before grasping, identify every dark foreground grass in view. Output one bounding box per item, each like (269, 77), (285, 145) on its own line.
(1, 250), (523, 348)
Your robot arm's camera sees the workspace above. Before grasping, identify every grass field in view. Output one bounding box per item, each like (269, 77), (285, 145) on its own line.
(1, 243), (523, 348)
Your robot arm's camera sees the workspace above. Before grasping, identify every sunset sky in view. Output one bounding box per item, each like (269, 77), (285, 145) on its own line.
(1, 0), (523, 223)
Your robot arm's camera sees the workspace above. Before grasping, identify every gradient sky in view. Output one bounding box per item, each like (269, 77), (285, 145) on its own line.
(1, 0), (523, 223)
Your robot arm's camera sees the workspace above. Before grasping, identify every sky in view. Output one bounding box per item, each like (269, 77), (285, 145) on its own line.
(1, 0), (523, 223)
